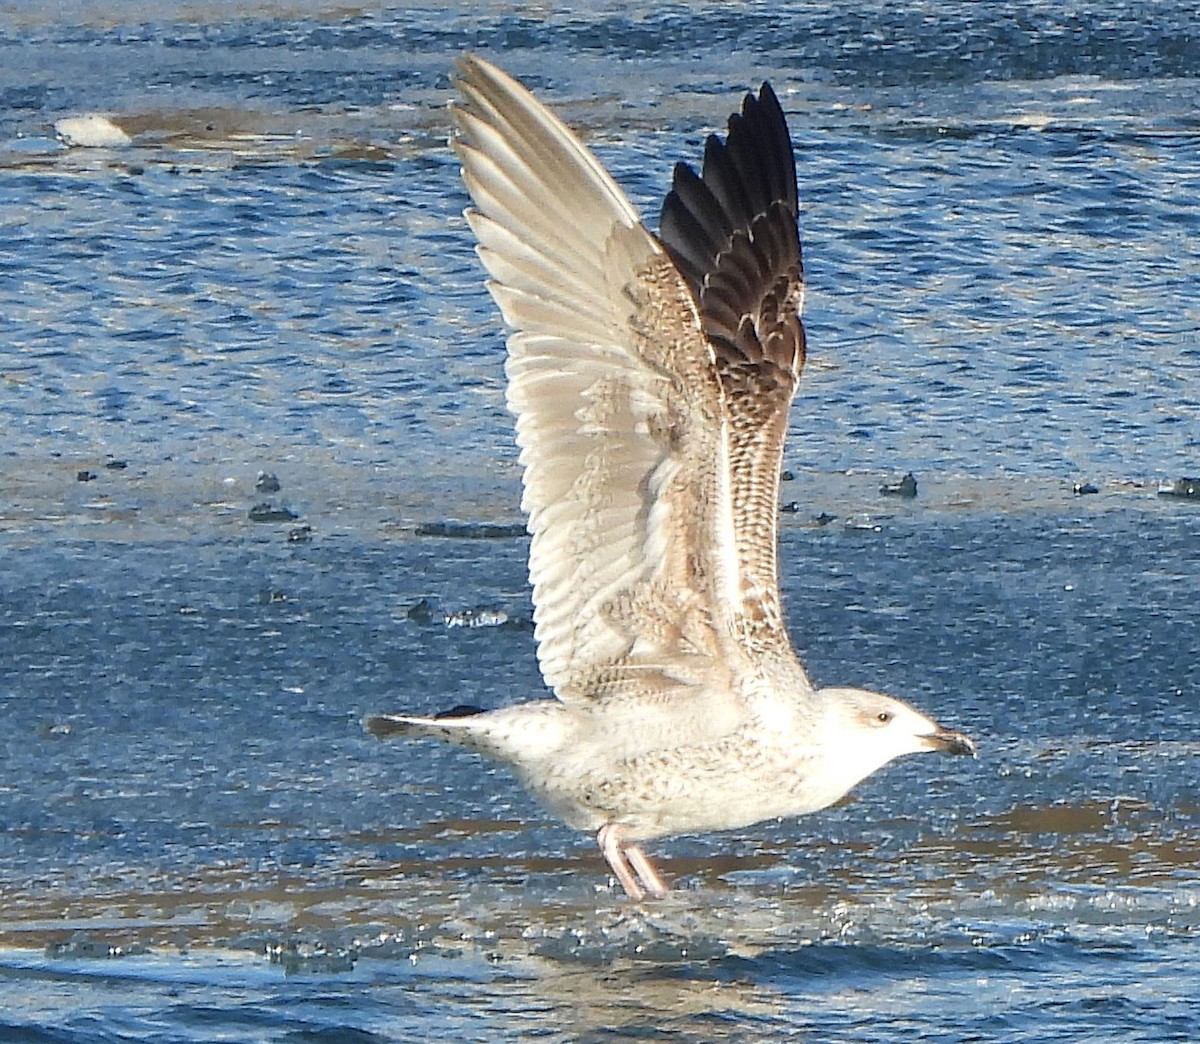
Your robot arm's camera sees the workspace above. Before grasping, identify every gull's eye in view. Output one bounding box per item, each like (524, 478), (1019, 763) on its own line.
(875, 711), (894, 725)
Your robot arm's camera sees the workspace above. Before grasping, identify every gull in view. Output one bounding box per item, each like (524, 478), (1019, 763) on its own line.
(366, 54), (975, 901)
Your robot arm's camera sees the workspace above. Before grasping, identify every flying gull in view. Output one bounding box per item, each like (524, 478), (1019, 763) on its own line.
(367, 54), (975, 900)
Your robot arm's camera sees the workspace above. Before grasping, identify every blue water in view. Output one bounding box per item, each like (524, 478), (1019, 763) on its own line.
(1, 2), (1199, 1040)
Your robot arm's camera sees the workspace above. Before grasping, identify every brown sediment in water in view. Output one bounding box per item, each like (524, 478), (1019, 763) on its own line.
(1, 800), (1194, 953)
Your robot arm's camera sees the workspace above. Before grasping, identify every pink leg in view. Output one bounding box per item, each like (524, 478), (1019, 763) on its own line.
(596, 824), (669, 900)
(597, 823), (644, 900)
(624, 844), (669, 898)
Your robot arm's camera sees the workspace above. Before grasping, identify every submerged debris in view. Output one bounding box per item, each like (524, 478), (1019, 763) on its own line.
(445, 607), (512, 629)
(248, 502), (298, 522)
(880, 472), (918, 498)
(267, 941), (355, 976)
(406, 597), (436, 624)
(414, 520), (527, 539)
(255, 471), (282, 494)
(404, 597), (530, 631)
(1158, 477), (1199, 499)
(46, 935), (150, 959)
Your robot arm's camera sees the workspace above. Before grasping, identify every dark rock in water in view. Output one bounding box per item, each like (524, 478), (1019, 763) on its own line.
(1158, 477), (1199, 499)
(406, 598), (436, 624)
(287, 525), (313, 543)
(780, 501), (800, 514)
(255, 471), (282, 494)
(405, 596), (530, 630)
(46, 935), (150, 959)
(444, 607), (511, 628)
(76, 470), (96, 482)
(267, 942), (355, 976)
(435, 704), (483, 719)
(248, 502), (298, 522)
(281, 950), (355, 976)
(104, 459), (128, 470)
(1073, 482), (1100, 495)
(414, 520), (526, 539)
(880, 472), (918, 498)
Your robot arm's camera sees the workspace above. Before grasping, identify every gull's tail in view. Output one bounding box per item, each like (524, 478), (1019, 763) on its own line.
(365, 699), (570, 764)
(364, 705), (485, 746)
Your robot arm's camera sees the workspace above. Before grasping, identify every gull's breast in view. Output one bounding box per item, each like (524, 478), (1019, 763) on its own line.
(519, 721), (822, 842)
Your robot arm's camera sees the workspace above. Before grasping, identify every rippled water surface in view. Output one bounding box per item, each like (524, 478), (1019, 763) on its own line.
(2, 2), (1199, 1040)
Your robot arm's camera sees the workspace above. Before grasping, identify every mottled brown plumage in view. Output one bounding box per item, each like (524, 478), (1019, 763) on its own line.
(661, 81), (806, 648)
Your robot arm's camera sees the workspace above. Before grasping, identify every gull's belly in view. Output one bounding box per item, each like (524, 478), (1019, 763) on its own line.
(519, 730), (832, 841)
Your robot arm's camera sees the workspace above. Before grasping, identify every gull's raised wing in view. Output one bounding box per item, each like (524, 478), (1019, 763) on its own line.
(451, 55), (741, 704)
(659, 82), (807, 658)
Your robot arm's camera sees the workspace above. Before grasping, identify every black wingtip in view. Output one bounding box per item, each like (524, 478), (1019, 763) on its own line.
(657, 79), (805, 380)
(732, 81), (796, 217)
(434, 704), (484, 720)
(659, 79), (800, 298)
(659, 80), (797, 274)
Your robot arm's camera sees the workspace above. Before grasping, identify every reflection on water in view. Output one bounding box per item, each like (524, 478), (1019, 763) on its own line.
(2, 800), (1196, 955)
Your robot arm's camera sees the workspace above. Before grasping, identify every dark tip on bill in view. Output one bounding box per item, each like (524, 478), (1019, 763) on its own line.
(928, 729), (977, 757)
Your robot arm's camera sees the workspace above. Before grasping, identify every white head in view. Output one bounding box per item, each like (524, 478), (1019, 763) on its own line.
(805, 686), (975, 811)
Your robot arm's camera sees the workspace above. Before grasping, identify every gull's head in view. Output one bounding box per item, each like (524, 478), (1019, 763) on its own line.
(808, 687), (975, 807)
